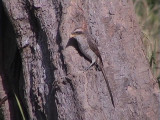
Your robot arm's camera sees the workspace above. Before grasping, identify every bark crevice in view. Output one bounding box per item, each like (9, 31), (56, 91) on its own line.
(2, 5), (29, 119)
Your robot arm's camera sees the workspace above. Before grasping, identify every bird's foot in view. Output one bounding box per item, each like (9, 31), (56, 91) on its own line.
(84, 66), (90, 71)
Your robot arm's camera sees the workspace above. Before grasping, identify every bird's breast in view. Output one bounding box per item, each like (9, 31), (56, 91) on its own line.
(76, 38), (96, 61)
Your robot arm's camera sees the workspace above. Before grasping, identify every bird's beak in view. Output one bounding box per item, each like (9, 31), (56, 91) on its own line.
(66, 33), (75, 48)
(70, 33), (75, 38)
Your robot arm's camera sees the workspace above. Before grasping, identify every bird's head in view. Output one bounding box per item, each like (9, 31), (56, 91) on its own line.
(70, 28), (84, 38)
(66, 28), (85, 48)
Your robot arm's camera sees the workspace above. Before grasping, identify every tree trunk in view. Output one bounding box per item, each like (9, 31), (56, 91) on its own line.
(1, 0), (159, 120)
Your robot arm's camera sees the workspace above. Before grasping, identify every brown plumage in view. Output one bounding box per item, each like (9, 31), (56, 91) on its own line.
(69, 28), (115, 107)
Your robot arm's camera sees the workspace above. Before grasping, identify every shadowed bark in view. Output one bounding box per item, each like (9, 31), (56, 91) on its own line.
(0, 2), (11, 120)
(1, 0), (159, 120)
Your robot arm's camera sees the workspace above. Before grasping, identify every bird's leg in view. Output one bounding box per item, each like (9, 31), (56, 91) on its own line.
(85, 57), (97, 71)
(85, 61), (95, 71)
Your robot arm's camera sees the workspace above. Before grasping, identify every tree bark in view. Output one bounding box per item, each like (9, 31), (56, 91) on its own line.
(0, 2), (13, 120)
(1, 0), (159, 120)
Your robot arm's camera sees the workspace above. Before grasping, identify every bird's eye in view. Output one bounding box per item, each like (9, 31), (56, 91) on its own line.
(75, 31), (82, 34)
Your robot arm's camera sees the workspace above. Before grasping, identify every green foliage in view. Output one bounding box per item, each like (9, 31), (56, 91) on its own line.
(14, 93), (26, 120)
(133, 0), (160, 80)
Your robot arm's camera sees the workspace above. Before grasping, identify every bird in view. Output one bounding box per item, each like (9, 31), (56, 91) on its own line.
(68, 28), (115, 107)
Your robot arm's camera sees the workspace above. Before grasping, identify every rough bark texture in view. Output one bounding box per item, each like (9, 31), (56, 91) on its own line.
(0, 2), (13, 120)
(1, 0), (159, 120)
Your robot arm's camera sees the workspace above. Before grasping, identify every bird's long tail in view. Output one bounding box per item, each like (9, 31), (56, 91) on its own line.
(101, 67), (115, 108)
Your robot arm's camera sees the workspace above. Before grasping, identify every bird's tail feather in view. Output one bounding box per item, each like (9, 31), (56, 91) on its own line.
(101, 67), (115, 108)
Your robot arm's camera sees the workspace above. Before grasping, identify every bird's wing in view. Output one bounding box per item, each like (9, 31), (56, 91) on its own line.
(87, 35), (103, 65)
